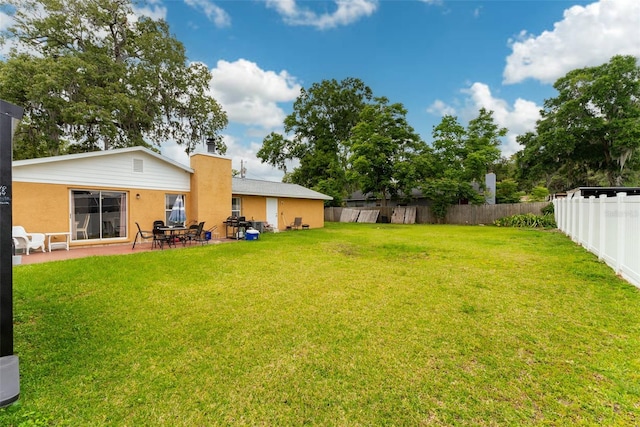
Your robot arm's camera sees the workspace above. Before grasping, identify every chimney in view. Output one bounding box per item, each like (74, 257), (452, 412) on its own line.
(206, 137), (216, 153)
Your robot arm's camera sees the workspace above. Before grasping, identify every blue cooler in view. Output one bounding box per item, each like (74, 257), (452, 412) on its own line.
(245, 229), (260, 241)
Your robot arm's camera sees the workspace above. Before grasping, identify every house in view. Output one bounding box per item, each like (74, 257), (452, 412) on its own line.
(12, 146), (331, 247)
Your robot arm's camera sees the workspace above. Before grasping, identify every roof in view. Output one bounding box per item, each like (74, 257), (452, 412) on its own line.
(12, 147), (331, 200)
(232, 178), (333, 200)
(567, 187), (640, 198)
(12, 146), (194, 173)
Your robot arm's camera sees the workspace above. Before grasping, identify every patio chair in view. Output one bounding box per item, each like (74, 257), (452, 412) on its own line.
(185, 221), (206, 245)
(288, 217), (303, 230)
(12, 226), (46, 254)
(74, 214), (90, 240)
(132, 222), (154, 249)
(152, 220), (172, 249)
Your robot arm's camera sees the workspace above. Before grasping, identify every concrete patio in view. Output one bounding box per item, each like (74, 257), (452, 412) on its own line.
(14, 238), (232, 265)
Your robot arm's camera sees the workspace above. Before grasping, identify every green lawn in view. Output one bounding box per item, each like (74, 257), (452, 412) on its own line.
(2, 223), (639, 426)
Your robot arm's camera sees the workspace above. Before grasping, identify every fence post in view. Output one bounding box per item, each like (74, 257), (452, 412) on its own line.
(578, 195), (585, 245)
(616, 192), (627, 274)
(571, 196), (579, 242)
(587, 195), (595, 250)
(563, 197), (569, 233)
(568, 197), (574, 237)
(598, 194), (606, 261)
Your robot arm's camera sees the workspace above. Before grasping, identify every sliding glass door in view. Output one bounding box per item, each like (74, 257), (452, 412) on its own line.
(71, 190), (127, 241)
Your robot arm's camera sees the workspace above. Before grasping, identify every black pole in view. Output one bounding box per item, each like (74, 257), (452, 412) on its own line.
(0, 99), (23, 407)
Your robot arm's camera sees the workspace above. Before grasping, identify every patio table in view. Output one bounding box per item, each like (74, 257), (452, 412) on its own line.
(157, 226), (187, 247)
(45, 232), (70, 252)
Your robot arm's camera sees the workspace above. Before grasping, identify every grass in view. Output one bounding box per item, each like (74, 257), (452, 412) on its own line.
(2, 222), (640, 426)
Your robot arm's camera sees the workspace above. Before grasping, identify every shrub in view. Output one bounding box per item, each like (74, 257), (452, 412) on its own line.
(541, 202), (554, 216)
(493, 212), (556, 228)
(529, 186), (550, 202)
(496, 179), (523, 204)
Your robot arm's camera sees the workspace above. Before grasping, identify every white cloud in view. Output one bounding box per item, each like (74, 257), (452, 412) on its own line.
(227, 139), (286, 182)
(133, 0), (167, 21)
(184, 0), (231, 28)
(265, 0), (377, 30)
(209, 59), (302, 129)
(462, 83), (541, 155)
(428, 83), (541, 156)
(160, 133), (286, 182)
(426, 99), (456, 116)
(504, 0), (640, 84)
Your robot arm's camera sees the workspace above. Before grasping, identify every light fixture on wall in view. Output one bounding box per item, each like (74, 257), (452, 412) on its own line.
(136, 193), (141, 199)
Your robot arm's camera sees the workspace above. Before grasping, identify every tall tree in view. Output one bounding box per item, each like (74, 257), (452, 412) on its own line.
(348, 97), (425, 206)
(464, 108), (506, 183)
(517, 55), (640, 188)
(257, 77), (373, 205)
(420, 109), (505, 219)
(0, 0), (227, 159)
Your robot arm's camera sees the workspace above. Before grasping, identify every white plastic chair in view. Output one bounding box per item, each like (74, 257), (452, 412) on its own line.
(12, 226), (45, 255)
(74, 214), (90, 239)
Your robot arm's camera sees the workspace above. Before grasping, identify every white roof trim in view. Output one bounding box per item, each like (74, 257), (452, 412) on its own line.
(232, 178), (333, 200)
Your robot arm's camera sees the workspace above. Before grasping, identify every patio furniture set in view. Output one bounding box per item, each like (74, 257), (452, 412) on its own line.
(132, 221), (217, 250)
(12, 226), (70, 254)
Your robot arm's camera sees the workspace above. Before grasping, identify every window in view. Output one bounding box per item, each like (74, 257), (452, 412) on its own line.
(231, 197), (241, 217)
(165, 194), (186, 225)
(71, 190), (127, 240)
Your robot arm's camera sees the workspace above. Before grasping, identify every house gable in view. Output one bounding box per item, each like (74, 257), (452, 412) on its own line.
(13, 147), (193, 192)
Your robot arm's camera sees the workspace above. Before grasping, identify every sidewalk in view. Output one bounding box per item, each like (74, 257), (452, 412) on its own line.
(14, 239), (231, 265)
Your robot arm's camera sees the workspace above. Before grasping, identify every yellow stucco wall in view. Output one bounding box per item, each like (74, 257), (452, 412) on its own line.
(13, 182), (69, 233)
(276, 198), (325, 229)
(236, 195), (325, 230)
(238, 196), (266, 222)
(189, 154), (232, 234)
(12, 182), (192, 247)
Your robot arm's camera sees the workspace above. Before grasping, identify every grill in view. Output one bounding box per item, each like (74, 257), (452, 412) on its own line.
(223, 216), (251, 239)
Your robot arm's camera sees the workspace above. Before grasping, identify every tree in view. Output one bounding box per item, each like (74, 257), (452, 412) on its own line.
(495, 179), (522, 204)
(464, 108), (506, 183)
(420, 109), (505, 219)
(529, 186), (549, 202)
(517, 55), (640, 188)
(491, 155), (517, 182)
(347, 97), (425, 206)
(257, 77), (373, 205)
(0, 0), (227, 159)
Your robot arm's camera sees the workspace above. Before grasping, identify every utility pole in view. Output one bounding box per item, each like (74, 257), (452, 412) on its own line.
(0, 100), (23, 408)
(240, 160), (247, 179)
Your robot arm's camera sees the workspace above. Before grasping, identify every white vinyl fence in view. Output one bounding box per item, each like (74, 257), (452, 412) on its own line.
(554, 193), (640, 288)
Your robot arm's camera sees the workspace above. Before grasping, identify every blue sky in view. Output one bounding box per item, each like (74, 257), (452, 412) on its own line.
(4, 0), (640, 181)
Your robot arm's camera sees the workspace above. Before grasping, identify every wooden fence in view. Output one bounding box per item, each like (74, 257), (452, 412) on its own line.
(325, 202), (549, 225)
